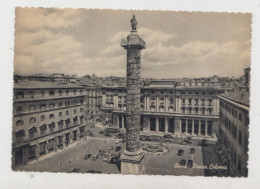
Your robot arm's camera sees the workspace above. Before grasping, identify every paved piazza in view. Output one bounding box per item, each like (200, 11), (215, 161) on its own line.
(15, 125), (219, 176)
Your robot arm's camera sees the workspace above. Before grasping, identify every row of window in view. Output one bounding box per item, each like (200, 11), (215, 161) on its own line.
(220, 133), (247, 176)
(220, 112), (244, 147)
(15, 89), (85, 99)
(15, 116), (85, 141)
(27, 127), (86, 158)
(181, 98), (213, 105)
(15, 108), (84, 126)
(15, 99), (85, 114)
(220, 101), (245, 123)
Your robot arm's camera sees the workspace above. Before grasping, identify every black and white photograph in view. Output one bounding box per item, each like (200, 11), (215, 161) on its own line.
(11, 8), (251, 177)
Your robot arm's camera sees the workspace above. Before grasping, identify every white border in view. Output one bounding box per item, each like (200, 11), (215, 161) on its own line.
(1, 1), (260, 189)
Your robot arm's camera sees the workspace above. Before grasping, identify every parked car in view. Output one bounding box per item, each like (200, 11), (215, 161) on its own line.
(92, 154), (100, 161)
(86, 170), (102, 174)
(198, 139), (208, 146)
(99, 131), (105, 134)
(183, 139), (192, 144)
(117, 133), (126, 139)
(108, 146), (114, 150)
(115, 139), (120, 144)
(179, 159), (186, 166)
(104, 133), (112, 137)
(84, 154), (92, 160)
(178, 140), (188, 145)
(177, 149), (184, 156)
(115, 146), (121, 152)
(163, 134), (174, 139)
(71, 168), (80, 173)
(105, 128), (119, 133)
(187, 160), (193, 168)
(190, 148), (195, 154)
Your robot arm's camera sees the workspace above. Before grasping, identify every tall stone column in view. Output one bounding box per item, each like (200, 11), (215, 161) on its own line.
(205, 120), (208, 136)
(185, 119), (188, 134)
(165, 117), (168, 133)
(199, 120), (201, 136)
(120, 15), (146, 175)
(147, 96), (150, 111)
(156, 116), (159, 132)
(192, 119), (194, 135)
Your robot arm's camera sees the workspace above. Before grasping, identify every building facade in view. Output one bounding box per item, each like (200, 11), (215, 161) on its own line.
(85, 86), (102, 120)
(12, 81), (87, 168)
(101, 80), (229, 138)
(218, 92), (249, 177)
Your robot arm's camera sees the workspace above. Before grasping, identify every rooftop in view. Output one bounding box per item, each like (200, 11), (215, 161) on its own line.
(14, 81), (84, 89)
(219, 90), (250, 107)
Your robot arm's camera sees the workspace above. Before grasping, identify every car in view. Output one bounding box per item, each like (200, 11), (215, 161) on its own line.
(71, 168), (80, 173)
(178, 140), (188, 145)
(109, 157), (118, 164)
(105, 128), (119, 133)
(115, 146), (121, 152)
(187, 160), (193, 168)
(117, 133), (126, 139)
(190, 148), (195, 154)
(84, 154), (92, 160)
(177, 149), (184, 156)
(198, 139), (208, 146)
(99, 131), (105, 134)
(183, 139), (192, 144)
(104, 152), (109, 157)
(108, 146), (114, 150)
(104, 133), (112, 137)
(92, 154), (99, 161)
(179, 159), (186, 166)
(115, 139), (120, 144)
(163, 134), (174, 139)
(86, 170), (96, 173)
(86, 170), (102, 174)
(103, 157), (109, 162)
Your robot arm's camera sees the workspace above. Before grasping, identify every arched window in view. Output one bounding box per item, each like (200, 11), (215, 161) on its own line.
(29, 127), (37, 139)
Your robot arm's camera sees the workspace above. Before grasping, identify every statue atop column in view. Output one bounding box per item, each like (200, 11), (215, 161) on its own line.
(130, 15), (137, 32)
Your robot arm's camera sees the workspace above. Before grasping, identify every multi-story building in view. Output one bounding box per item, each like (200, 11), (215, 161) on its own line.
(218, 91), (249, 177)
(85, 86), (102, 120)
(101, 79), (229, 138)
(12, 80), (87, 168)
(218, 68), (250, 177)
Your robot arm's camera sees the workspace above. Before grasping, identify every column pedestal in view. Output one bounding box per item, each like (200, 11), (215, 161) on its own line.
(120, 150), (145, 175)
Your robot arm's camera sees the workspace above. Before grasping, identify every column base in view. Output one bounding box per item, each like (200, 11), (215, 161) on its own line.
(120, 150), (145, 175)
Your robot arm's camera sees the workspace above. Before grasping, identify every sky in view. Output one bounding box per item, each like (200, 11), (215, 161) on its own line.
(14, 8), (251, 79)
